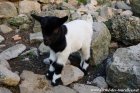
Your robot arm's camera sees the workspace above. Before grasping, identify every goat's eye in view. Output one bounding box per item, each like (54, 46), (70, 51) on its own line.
(53, 29), (59, 34)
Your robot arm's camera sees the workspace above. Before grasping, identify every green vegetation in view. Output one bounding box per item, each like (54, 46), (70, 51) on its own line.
(77, 0), (87, 5)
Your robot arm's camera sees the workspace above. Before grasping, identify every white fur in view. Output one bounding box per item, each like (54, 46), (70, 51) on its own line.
(52, 73), (61, 83)
(56, 20), (93, 65)
(48, 19), (93, 84)
(43, 49), (57, 64)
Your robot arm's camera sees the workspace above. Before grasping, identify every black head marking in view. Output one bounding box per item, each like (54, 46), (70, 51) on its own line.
(31, 14), (68, 53)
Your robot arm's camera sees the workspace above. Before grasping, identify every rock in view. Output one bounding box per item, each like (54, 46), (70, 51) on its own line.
(49, 0), (63, 4)
(61, 65), (84, 85)
(0, 44), (26, 60)
(19, 24), (30, 31)
(120, 10), (133, 16)
(90, 0), (98, 6)
(0, 24), (13, 34)
(41, 10), (70, 18)
(0, 65), (20, 86)
(111, 15), (140, 45)
(91, 22), (111, 65)
(19, 0), (41, 14)
(8, 14), (31, 27)
(33, 21), (41, 32)
(126, 0), (130, 4)
(115, 1), (131, 10)
(0, 60), (11, 70)
(71, 12), (81, 20)
(0, 87), (12, 93)
(39, 0), (62, 4)
(0, 35), (4, 43)
(92, 76), (108, 89)
(48, 85), (77, 93)
(109, 42), (118, 49)
(72, 83), (101, 93)
(100, 7), (114, 19)
(0, 2), (17, 18)
(67, 0), (78, 7)
(106, 44), (140, 89)
(30, 32), (43, 43)
(60, 2), (76, 10)
(38, 42), (50, 55)
(38, 0), (49, 4)
(21, 48), (38, 57)
(19, 70), (52, 93)
(130, 0), (140, 16)
(12, 35), (22, 41)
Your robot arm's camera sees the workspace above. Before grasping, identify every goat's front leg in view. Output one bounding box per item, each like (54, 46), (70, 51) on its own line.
(43, 49), (56, 64)
(45, 49), (57, 80)
(51, 51), (69, 86)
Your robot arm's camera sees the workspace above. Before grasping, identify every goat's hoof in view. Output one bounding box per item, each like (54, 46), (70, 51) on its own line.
(51, 78), (62, 86)
(46, 71), (54, 80)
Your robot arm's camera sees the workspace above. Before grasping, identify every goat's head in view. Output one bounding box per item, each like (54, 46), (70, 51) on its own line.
(31, 14), (68, 45)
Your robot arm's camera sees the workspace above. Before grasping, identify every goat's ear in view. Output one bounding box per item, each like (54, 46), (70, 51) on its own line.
(58, 16), (68, 26)
(31, 14), (42, 22)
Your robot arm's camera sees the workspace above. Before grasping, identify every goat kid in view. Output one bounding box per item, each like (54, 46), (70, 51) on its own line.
(31, 14), (93, 86)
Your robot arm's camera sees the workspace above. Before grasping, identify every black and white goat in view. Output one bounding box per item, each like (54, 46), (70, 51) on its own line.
(31, 14), (93, 86)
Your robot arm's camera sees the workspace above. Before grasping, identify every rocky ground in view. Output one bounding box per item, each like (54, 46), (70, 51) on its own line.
(0, 0), (140, 93)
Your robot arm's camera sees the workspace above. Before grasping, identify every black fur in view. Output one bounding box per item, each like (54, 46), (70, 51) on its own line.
(52, 62), (63, 74)
(31, 14), (68, 53)
(46, 70), (54, 80)
(49, 25), (67, 52)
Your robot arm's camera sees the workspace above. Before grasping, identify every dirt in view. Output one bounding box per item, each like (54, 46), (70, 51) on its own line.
(0, 27), (116, 93)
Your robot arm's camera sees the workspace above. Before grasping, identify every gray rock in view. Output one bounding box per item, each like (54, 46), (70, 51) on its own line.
(19, 0), (41, 14)
(130, 0), (140, 16)
(0, 2), (17, 18)
(71, 12), (81, 20)
(91, 22), (111, 65)
(20, 70), (52, 93)
(116, 1), (131, 10)
(92, 76), (108, 89)
(72, 83), (101, 93)
(21, 48), (38, 57)
(0, 24), (13, 34)
(48, 85), (77, 93)
(111, 15), (140, 45)
(61, 65), (84, 85)
(0, 44), (26, 60)
(0, 87), (12, 93)
(120, 10), (133, 16)
(0, 65), (20, 86)
(38, 42), (50, 55)
(106, 44), (140, 89)
(0, 60), (11, 70)
(30, 32), (43, 43)
(0, 35), (4, 43)
(100, 7), (114, 20)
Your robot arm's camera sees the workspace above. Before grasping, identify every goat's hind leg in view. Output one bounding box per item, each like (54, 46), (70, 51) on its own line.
(80, 46), (90, 75)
